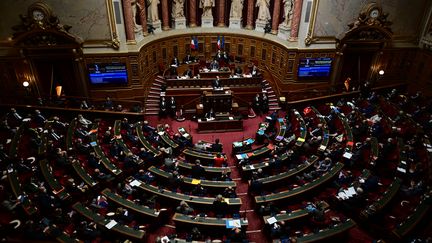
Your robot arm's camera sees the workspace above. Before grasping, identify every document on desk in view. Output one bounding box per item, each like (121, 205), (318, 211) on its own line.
(226, 219), (241, 228)
(106, 220), (118, 229)
(130, 180), (142, 187)
(266, 216), (277, 224)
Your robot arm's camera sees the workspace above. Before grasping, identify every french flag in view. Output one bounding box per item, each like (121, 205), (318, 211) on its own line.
(191, 36), (198, 50)
(217, 36), (225, 50)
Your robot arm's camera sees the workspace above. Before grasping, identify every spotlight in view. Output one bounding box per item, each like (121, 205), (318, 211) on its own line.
(23, 81), (29, 87)
(378, 70), (384, 76)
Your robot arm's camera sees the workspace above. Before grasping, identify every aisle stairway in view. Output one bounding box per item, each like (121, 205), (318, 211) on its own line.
(145, 75), (166, 115)
(261, 79), (281, 111)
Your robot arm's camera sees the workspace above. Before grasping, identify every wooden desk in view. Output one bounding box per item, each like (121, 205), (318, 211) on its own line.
(39, 160), (70, 200)
(173, 213), (248, 228)
(66, 118), (77, 151)
(235, 144), (272, 161)
(157, 125), (179, 149)
(198, 118), (243, 133)
(360, 178), (401, 219)
(183, 148), (227, 164)
(72, 161), (98, 187)
(137, 182), (241, 208)
(296, 219), (356, 243)
(72, 202), (145, 240)
(275, 118), (287, 142)
(101, 188), (160, 218)
(255, 162), (344, 204)
(293, 109), (307, 146)
(263, 209), (309, 225)
(135, 124), (162, 157)
(199, 69), (232, 79)
(148, 166), (236, 189)
(7, 171), (37, 215)
(177, 160), (231, 175)
(311, 106), (329, 152)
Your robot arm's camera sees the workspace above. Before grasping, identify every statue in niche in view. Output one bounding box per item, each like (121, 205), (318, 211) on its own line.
(199, 0), (215, 18)
(172, 0), (185, 19)
(283, 0), (293, 26)
(256, 0), (271, 22)
(131, 0), (141, 32)
(230, 0), (244, 19)
(147, 0), (160, 22)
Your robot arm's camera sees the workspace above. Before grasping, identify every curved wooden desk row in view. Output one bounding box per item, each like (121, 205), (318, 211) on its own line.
(336, 112), (354, 152)
(89, 123), (122, 176)
(255, 155), (319, 186)
(72, 202), (145, 240)
(7, 171), (38, 215)
(136, 181), (241, 207)
(293, 109), (307, 147)
(55, 231), (82, 243)
(310, 106), (330, 152)
(101, 188), (160, 218)
(295, 219), (356, 243)
(8, 122), (25, 157)
(183, 148), (227, 163)
(173, 213), (248, 228)
(275, 118), (287, 142)
(66, 118), (77, 151)
(113, 120), (142, 165)
(135, 124), (162, 157)
(177, 160), (231, 174)
(157, 125), (180, 149)
(39, 159), (70, 200)
(71, 161), (98, 187)
(263, 208), (309, 225)
(360, 177), (402, 219)
(393, 192), (431, 238)
(148, 166), (236, 189)
(255, 162), (344, 204)
(235, 144), (272, 161)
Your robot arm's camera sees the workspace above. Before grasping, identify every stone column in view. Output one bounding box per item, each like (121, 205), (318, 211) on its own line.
(245, 0), (255, 29)
(217, 0), (226, 27)
(138, 0), (149, 36)
(271, 0), (282, 34)
(290, 0), (303, 39)
(161, 0), (170, 30)
(122, 0), (135, 42)
(189, 0), (197, 27)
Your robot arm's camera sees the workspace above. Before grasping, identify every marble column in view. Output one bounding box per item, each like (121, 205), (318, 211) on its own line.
(217, 0), (226, 27)
(138, 0), (149, 36)
(122, 0), (135, 42)
(271, 0), (282, 34)
(245, 0), (255, 29)
(161, 0), (170, 30)
(290, 0), (303, 39)
(189, 0), (197, 27)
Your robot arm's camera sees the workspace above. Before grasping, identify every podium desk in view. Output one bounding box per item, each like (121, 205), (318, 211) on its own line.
(198, 117), (243, 133)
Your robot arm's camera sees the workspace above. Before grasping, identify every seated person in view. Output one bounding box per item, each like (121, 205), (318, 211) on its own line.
(209, 60), (220, 70)
(183, 53), (195, 64)
(171, 56), (180, 67)
(251, 64), (260, 77)
(214, 153), (226, 167)
(77, 114), (92, 128)
(103, 96), (114, 110)
(176, 201), (194, 215)
(211, 138), (223, 153)
(205, 108), (215, 120)
(234, 66), (243, 76)
(214, 50), (223, 62)
(212, 76), (222, 89)
(222, 51), (230, 63)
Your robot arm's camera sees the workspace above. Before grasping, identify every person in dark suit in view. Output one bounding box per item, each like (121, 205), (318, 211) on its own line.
(234, 66), (243, 76)
(215, 50), (223, 62)
(159, 97), (167, 117)
(212, 76), (222, 89)
(211, 138), (223, 153)
(183, 53), (195, 64)
(253, 94), (262, 115)
(169, 96), (176, 117)
(205, 108), (215, 120)
(209, 60), (219, 70)
(171, 56), (180, 67)
(251, 64), (260, 77)
(191, 160), (205, 178)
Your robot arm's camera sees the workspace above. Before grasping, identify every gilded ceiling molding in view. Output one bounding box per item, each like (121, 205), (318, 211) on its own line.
(83, 0), (120, 50)
(304, 0), (335, 46)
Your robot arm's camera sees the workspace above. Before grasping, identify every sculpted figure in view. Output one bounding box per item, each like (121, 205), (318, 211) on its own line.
(172, 0), (185, 19)
(230, 0), (244, 19)
(147, 0), (160, 22)
(256, 0), (271, 22)
(200, 0), (215, 18)
(283, 0), (294, 26)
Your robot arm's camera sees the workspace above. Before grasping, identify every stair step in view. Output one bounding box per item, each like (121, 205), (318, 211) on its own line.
(149, 91), (160, 95)
(147, 95), (160, 99)
(145, 111), (159, 115)
(150, 87), (161, 91)
(145, 103), (159, 107)
(146, 107), (159, 111)
(269, 99), (278, 102)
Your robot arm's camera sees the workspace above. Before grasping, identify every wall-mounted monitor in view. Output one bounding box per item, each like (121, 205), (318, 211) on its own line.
(298, 58), (333, 79)
(88, 63), (128, 85)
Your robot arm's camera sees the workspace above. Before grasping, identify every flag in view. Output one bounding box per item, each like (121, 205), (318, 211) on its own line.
(221, 36), (225, 49)
(217, 35), (221, 50)
(191, 36), (198, 50)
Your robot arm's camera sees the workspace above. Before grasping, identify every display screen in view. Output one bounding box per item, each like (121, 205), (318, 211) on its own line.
(88, 63), (128, 85)
(298, 58), (332, 78)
